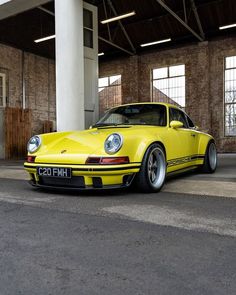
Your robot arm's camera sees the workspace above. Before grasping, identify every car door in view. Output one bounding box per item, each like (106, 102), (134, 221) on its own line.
(167, 107), (198, 170)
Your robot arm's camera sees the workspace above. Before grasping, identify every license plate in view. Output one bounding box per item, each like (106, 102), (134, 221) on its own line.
(37, 167), (71, 178)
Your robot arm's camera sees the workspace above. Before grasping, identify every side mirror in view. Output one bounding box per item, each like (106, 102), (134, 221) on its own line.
(170, 120), (183, 129)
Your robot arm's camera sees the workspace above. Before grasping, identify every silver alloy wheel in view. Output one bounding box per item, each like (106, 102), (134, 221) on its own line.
(147, 147), (166, 189)
(208, 142), (217, 170)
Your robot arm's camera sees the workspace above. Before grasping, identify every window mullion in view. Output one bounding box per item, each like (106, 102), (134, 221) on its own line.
(152, 65), (185, 108)
(224, 56), (236, 136)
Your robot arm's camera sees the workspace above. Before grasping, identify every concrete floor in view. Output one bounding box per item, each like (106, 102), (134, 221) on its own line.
(0, 154), (235, 294)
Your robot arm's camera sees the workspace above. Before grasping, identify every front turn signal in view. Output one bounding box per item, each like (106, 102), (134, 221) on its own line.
(86, 156), (129, 165)
(27, 156), (36, 163)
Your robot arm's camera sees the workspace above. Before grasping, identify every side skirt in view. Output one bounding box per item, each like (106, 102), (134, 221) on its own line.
(166, 165), (199, 179)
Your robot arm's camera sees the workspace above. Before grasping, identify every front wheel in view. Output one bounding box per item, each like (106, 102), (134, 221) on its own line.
(201, 141), (217, 173)
(135, 144), (166, 193)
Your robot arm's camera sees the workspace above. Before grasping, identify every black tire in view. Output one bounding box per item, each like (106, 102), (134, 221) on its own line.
(135, 143), (166, 193)
(201, 141), (217, 173)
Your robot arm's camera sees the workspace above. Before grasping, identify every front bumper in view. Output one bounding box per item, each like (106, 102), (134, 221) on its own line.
(24, 162), (141, 190)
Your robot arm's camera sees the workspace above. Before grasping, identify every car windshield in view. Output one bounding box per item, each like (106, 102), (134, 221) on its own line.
(94, 104), (167, 127)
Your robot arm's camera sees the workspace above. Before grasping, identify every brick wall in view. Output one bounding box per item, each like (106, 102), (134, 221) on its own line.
(99, 55), (139, 105)
(0, 36), (236, 153)
(0, 43), (56, 136)
(99, 37), (236, 152)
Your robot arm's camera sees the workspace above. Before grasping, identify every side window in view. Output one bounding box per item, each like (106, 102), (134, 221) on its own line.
(169, 108), (188, 128)
(186, 115), (195, 128)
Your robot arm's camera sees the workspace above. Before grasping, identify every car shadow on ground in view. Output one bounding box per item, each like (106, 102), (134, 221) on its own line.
(29, 169), (199, 198)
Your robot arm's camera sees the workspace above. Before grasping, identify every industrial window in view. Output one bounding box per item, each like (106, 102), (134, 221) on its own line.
(224, 56), (236, 136)
(152, 65), (185, 108)
(0, 73), (6, 108)
(98, 75), (122, 115)
(83, 9), (93, 48)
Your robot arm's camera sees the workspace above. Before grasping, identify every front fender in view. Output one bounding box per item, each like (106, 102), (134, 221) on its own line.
(121, 134), (165, 163)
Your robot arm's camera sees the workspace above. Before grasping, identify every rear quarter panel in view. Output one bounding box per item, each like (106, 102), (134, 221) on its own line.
(197, 131), (215, 155)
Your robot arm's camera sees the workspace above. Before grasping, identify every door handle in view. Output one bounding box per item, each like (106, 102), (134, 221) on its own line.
(191, 133), (196, 137)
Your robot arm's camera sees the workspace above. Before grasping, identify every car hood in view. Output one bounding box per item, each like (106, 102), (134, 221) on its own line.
(34, 125), (159, 164)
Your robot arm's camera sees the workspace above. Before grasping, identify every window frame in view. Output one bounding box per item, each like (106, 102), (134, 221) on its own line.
(98, 74), (122, 90)
(169, 107), (194, 129)
(224, 56), (236, 137)
(98, 74), (122, 115)
(0, 73), (6, 108)
(185, 114), (195, 128)
(152, 64), (186, 108)
(83, 8), (94, 49)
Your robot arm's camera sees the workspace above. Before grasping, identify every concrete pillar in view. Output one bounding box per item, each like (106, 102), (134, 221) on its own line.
(55, 0), (84, 131)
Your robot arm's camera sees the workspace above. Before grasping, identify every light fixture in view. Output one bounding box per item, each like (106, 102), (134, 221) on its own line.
(98, 52), (104, 56)
(34, 34), (56, 43)
(219, 23), (236, 30)
(101, 11), (135, 24)
(140, 38), (171, 47)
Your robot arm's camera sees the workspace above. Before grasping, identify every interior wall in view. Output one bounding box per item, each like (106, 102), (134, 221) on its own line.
(0, 36), (236, 154)
(99, 37), (236, 153)
(0, 43), (56, 137)
(24, 52), (56, 134)
(99, 55), (139, 105)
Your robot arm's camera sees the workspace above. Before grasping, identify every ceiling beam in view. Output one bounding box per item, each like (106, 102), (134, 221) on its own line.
(36, 6), (133, 56)
(106, 0), (136, 53)
(156, 0), (204, 42)
(183, 0), (187, 23)
(98, 36), (134, 55)
(0, 0), (50, 20)
(38, 5), (54, 16)
(190, 0), (205, 40)
(99, 0), (220, 35)
(102, 0), (112, 41)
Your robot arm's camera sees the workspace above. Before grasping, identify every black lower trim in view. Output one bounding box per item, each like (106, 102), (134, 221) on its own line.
(167, 154), (204, 167)
(29, 178), (134, 191)
(29, 172), (136, 191)
(167, 165), (198, 178)
(191, 155), (205, 160)
(24, 164), (140, 172)
(39, 176), (85, 188)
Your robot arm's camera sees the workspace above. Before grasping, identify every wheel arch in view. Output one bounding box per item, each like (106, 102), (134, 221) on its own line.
(140, 140), (167, 163)
(133, 140), (167, 193)
(200, 138), (217, 173)
(198, 134), (216, 156)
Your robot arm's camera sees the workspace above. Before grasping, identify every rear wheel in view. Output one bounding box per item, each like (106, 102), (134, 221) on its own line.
(136, 144), (166, 193)
(201, 141), (217, 173)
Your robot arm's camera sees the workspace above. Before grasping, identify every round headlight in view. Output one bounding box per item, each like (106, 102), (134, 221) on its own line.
(104, 133), (123, 154)
(27, 136), (41, 153)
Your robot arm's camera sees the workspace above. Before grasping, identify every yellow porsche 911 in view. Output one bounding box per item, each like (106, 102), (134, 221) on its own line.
(24, 103), (217, 193)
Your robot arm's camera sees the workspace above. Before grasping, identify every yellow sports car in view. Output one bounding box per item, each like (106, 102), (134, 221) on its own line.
(24, 103), (217, 193)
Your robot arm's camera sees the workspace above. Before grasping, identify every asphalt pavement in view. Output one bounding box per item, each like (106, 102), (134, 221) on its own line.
(0, 155), (235, 295)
